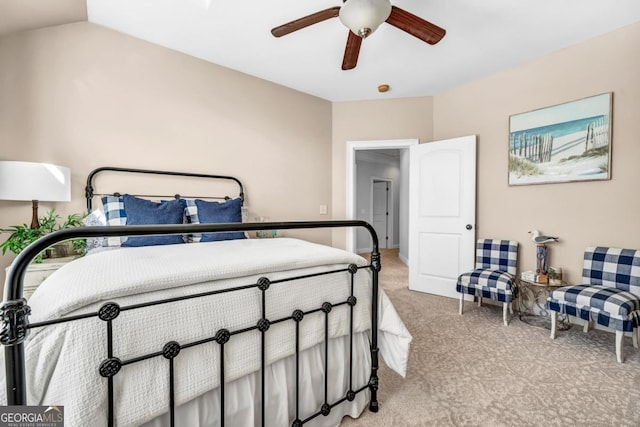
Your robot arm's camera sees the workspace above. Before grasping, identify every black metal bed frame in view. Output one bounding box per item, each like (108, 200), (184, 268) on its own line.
(85, 166), (246, 210)
(1, 167), (381, 427)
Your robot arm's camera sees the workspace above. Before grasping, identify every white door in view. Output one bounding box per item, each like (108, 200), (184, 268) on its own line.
(408, 135), (476, 298)
(372, 180), (389, 249)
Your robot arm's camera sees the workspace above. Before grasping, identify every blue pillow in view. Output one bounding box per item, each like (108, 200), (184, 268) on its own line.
(194, 198), (246, 242)
(122, 194), (186, 247)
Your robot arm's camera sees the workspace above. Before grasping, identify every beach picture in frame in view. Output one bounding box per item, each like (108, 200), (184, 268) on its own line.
(508, 92), (612, 186)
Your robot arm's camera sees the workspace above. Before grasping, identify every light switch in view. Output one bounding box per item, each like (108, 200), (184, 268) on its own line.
(319, 205), (328, 215)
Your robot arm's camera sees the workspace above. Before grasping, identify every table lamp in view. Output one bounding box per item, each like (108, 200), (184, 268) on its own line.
(0, 161), (71, 229)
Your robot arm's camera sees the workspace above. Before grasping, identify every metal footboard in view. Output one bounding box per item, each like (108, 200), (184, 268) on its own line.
(1, 220), (381, 426)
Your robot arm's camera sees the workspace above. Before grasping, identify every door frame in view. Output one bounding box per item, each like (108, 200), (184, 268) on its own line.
(370, 177), (393, 250)
(346, 139), (418, 253)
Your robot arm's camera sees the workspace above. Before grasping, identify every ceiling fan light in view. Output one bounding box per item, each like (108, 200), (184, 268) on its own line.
(339, 0), (392, 38)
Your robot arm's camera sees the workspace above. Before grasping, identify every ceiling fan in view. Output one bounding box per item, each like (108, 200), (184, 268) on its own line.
(271, 0), (446, 70)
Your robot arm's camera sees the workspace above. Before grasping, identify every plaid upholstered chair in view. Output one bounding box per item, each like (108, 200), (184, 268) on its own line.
(547, 246), (640, 363)
(457, 239), (519, 326)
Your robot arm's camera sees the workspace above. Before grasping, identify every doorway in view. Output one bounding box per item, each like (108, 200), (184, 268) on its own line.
(371, 178), (392, 249)
(346, 139), (418, 261)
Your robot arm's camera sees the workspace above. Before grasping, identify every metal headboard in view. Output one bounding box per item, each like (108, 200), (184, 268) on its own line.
(85, 166), (245, 210)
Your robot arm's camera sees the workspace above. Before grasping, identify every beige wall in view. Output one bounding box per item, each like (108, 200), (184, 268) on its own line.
(331, 97), (434, 248)
(0, 22), (333, 285)
(433, 22), (640, 282)
(0, 0), (86, 36)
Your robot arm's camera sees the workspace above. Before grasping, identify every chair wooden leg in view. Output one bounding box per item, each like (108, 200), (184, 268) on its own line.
(459, 293), (464, 315)
(508, 302), (514, 315)
(477, 297), (482, 307)
(503, 302), (508, 326)
(616, 330), (624, 363)
(583, 321), (593, 333)
(634, 328), (639, 349)
(550, 312), (557, 339)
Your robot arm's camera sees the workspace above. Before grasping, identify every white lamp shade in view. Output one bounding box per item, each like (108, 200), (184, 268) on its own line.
(339, 0), (392, 37)
(0, 161), (71, 202)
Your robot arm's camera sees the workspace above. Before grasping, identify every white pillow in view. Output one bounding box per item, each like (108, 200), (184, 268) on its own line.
(82, 210), (107, 254)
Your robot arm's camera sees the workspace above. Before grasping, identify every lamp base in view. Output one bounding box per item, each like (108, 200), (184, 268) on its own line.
(30, 200), (40, 229)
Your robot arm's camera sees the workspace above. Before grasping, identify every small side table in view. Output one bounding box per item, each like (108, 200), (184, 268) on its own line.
(518, 278), (570, 330)
(5, 256), (78, 300)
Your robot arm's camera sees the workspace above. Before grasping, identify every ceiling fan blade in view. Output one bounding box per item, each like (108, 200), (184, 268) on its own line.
(385, 6), (446, 45)
(342, 31), (362, 70)
(271, 7), (341, 37)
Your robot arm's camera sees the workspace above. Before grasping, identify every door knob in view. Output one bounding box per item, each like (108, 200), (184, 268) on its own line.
(466, 224), (473, 230)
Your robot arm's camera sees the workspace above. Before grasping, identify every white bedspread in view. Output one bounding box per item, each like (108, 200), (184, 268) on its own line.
(1, 238), (411, 426)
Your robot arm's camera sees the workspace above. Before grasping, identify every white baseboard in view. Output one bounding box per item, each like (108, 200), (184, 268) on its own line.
(398, 252), (408, 265)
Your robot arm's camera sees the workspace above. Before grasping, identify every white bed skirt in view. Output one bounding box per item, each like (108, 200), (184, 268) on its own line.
(141, 332), (372, 427)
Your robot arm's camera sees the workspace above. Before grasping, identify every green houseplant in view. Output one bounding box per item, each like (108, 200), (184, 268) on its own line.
(0, 209), (86, 263)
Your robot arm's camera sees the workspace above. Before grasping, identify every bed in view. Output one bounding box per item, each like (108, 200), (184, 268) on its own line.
(1, 167), (411, 426)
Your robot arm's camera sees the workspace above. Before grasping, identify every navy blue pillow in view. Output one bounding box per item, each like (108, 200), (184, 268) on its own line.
(122, 194), (186, 247)
(194, 198), (246, 242)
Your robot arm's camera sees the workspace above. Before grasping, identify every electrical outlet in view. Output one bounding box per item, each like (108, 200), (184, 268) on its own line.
(319, 205), (328, 215)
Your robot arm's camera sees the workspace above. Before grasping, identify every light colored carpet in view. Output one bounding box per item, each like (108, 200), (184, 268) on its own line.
(342, 249), (640, 427)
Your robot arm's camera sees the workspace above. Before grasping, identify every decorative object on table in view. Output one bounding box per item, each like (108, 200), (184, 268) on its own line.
(0, 160), (71, 229)
(0, 209), (85, 263)
(456, 239), (519, 326)
(528, 229), (559, 275)
(508, 92), (612, 186)
(522, 269), (550, 284)
(547, 246), (640, 363)
(255, 216), (277, 238)
(536, 264), (549, 283)
(529, 229), (559, 245)
(548, 266), (563, 285)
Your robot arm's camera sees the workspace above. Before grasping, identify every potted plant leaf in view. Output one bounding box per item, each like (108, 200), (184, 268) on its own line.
(0, 209), (86, 263)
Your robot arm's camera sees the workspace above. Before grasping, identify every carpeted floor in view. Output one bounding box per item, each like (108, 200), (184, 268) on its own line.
(342, 249), (640, 427)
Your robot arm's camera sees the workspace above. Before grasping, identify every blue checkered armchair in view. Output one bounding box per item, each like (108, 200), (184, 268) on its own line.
(457, 239), (519, 326)
(547, 246), (640, 363)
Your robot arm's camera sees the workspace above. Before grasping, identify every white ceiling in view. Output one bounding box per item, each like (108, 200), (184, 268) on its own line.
(86, 0), (640, 102)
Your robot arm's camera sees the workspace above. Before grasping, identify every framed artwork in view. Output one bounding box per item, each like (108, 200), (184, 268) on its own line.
(508, 92), (612, 186)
